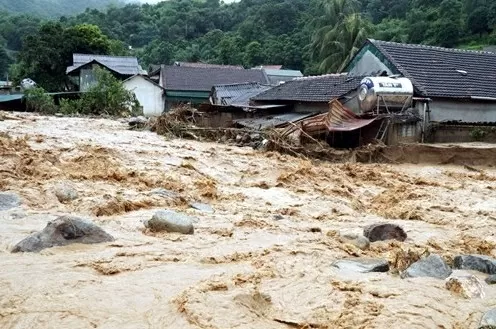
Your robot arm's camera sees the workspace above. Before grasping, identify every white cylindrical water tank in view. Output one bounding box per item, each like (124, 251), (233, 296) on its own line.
(358, 77), (414, 113)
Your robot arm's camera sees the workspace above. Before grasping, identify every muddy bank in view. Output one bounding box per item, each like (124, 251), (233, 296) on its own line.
(0, 113), (495, 329)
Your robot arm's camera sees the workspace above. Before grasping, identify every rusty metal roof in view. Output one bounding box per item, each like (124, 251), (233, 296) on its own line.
(283, 99), (376, 136)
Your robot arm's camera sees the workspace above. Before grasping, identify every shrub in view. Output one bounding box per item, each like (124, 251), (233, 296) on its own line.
(24, 87), (58, 114)
(470, 127), (489, 141)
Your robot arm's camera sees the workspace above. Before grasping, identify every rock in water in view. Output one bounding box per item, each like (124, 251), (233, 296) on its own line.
(332, 258), (389, 273)
(454, 255), (496, 275)
(485, 275), (496, 285)
(54, 182), (78, 203)
(402, 254), (452, 279)
(480, 309), (496, 327)
(128, 116), (148, 127)
(190, 202), (214, 213)
(0, 192), (21, 211)
(12, 216), (114, 253)
(446, 274), (485, 299)
(339, 233), (370, 250)
(363, 223), (407, 242)
(144, 210), (194, 234)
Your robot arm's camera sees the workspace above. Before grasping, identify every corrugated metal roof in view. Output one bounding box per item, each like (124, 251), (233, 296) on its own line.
(0, 94), (23, 103)
(283, 99), (376, 136)
(234, 112), (317, 130)
(66, 54), (146, 76)
(212, 82), (272, 106)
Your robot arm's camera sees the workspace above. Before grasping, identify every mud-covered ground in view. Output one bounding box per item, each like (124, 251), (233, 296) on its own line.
(0, 113), (495, 329)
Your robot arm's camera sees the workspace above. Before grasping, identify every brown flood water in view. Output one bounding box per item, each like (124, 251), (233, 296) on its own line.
(0, 113), (495, 329)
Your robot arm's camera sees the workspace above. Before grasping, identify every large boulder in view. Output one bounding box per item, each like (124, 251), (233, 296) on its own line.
(54, 182), (78, 203)
(363, 223), (407, 242)
(12, 216), (114, 253)
(480, 309), (496, 328)
(0, 192), (21, 211)
(485, 274), (496, 285)
(144, 210), (194, 234)
(332, 258), (389, 273)
(454, 255), (496, 275)
(401, 254), (452, 279)
(445, 274), (485, 299)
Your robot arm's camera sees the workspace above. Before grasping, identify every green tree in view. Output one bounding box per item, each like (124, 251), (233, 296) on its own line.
(243, 41), (265, 67)
(0, 46), (10, 78)
(14, 22), (114, 91)
(467, 7), (490, 36)
(311, 0), (371, 73)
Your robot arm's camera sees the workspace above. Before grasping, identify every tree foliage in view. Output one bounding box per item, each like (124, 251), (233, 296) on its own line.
(1, 0), (496, 79)
(13, 22), (120, 91)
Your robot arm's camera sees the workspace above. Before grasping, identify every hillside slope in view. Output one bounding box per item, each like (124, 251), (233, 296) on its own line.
(0, 0), (122, 17)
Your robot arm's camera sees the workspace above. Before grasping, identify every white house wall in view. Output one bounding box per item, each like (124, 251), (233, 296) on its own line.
(429, 99), (496, 123)
(123, 76), (164, 117)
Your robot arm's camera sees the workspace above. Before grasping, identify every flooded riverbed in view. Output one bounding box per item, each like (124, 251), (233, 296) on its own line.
(0, 114), (495, 329)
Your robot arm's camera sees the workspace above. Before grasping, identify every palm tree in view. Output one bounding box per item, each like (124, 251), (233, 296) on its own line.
(310, 0), (370, 73)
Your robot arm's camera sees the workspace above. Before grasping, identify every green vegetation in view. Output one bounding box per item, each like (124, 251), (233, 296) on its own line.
(59, 67), (141, 116)
(24, 87), (58, 114)
(0, 0), (121, 17)
(1, 0), (496, 88)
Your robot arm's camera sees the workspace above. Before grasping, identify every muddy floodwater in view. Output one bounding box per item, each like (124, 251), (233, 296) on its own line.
(0, 113), (495, 329)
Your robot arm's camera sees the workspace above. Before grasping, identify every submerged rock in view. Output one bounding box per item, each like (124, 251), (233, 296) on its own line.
(332, 258), (389, 273)
(485, 274), (496, 285)
(339, 233), (370, 250)
(454, 255), (496, 275)
(144, 210), (194, 234)
(128, 116), (148, 126)
(446, 274), (485, 299)
(12, 216), (114, 253)
(402, 254), (452, 279)
(363, 223), (407, 242)
(0, 192), (21, 211)
(190, 202), (214, 213)
(54, 182), (78, 203)
(150, 188), (178, 199)
(480, 309), (496, 327)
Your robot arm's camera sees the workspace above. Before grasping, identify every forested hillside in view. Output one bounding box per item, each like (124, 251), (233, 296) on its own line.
(1, 0), (496, 87)
(0, 0), (120, 17)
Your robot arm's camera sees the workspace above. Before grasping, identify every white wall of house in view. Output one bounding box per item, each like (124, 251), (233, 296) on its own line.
(429, 99), (496, 123)
(123, 76), (164, 117)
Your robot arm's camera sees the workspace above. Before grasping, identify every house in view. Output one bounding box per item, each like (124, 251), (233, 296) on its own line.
(344, 39), (496, 142)
(66, 54), (146, 91)
(149, 65), (270, 110)
(252, 73), (363, 113)
(122, 75), (165, 117)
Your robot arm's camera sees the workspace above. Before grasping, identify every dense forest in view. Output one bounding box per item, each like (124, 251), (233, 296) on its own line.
(0, 0), (121, 17)
(1, 0), (496, 90)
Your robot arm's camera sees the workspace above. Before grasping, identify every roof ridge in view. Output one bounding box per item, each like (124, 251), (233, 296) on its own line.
(73, 53), (138, 59)
(293, 73), (348, 81)
(370, 39), (496, 55)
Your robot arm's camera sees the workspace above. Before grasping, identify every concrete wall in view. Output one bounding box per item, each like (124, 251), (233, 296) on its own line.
(123, 76), (165, 117)
(429, 125), (496, 143)
(386, 122), (421, 145)
(429, 99), (496, 123)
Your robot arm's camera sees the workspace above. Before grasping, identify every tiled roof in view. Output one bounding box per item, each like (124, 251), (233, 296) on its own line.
(252, 74), (363, 102)
(66, 54), (146, 76)
(211, 82), (272, 106)
(174, 62), (244, 69)
(369, 39), (496, 99)
(162, 66), (269, 92)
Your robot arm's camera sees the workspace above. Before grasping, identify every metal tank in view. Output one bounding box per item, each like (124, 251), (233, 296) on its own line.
(358, 76), (414, 113)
